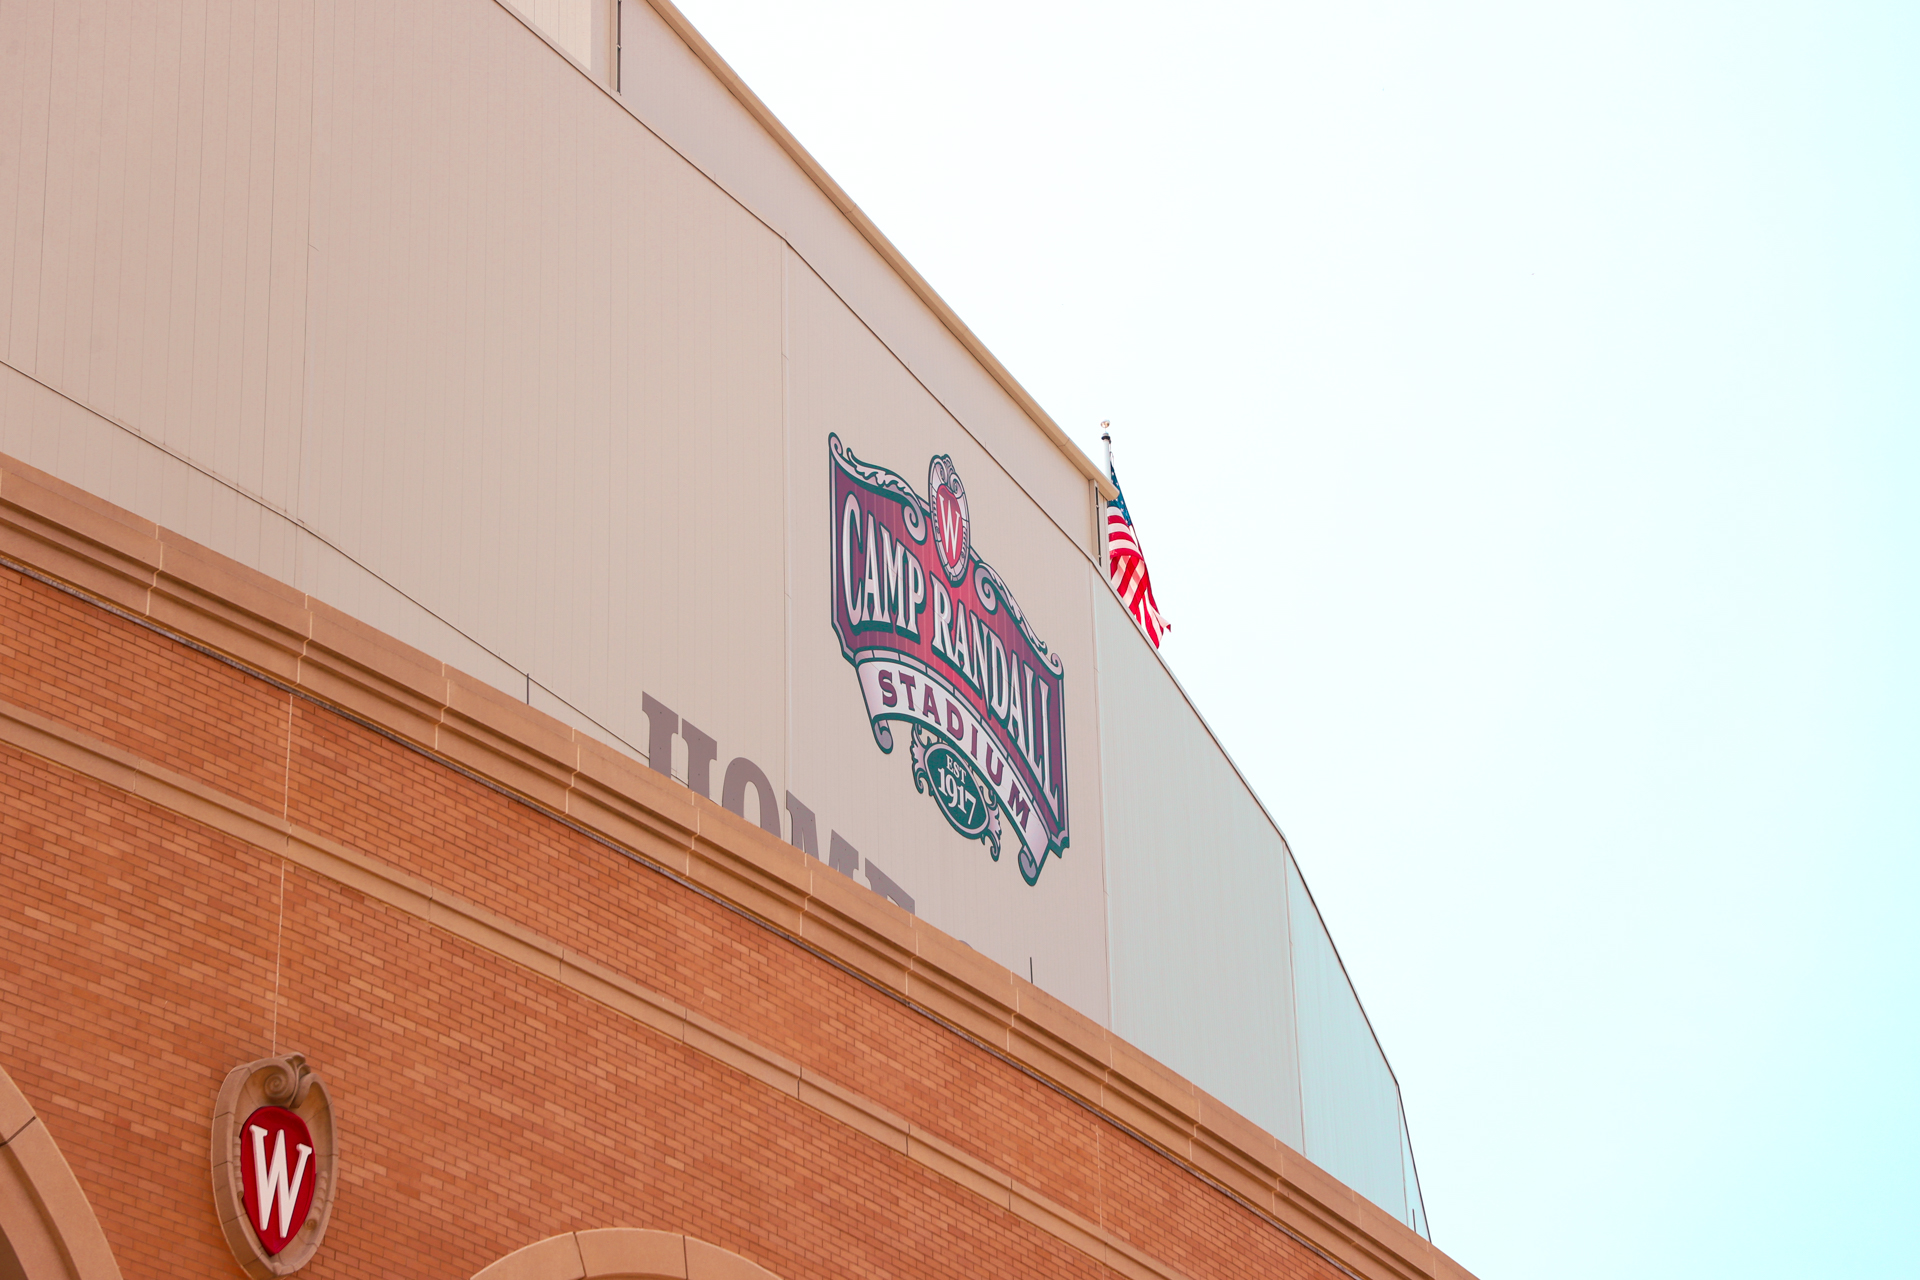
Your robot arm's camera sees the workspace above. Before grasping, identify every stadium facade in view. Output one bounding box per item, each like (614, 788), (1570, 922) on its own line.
(0, 1), (1473, 1278)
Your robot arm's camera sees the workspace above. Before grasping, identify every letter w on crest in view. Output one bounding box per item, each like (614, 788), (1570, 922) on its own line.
(249, 1123), (313, 1238)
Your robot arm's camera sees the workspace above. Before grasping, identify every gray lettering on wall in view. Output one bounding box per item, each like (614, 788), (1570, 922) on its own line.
(828, 831), (860, 878)
(681, 721), (718, 798)
(722, 757), (781, 837)
(637, 692), (915, 912)
(863, 860), (915, 914)
(785, 793), (820, 858)
(640, 693), (678, 776)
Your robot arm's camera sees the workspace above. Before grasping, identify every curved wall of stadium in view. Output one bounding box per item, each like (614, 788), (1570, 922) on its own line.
(0, 457), (1468, 1280)
(0, 0), (1432, 1259)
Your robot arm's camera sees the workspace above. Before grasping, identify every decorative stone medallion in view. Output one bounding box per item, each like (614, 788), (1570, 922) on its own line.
(211, 1055), (338, 1277)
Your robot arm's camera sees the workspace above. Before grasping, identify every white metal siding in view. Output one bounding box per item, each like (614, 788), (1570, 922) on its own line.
(1097, 585), (1305, 1151)
(1290, 854), (1411, 1220)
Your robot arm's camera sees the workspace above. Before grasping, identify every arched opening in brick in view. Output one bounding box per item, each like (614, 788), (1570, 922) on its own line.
(0, 1063), (122, 1280)
(472, 1228), (782, 1280)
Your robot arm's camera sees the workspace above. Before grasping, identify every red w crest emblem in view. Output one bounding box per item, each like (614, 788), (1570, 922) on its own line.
(930, 457), (970, 585)
(241, 1106), (316, 1255)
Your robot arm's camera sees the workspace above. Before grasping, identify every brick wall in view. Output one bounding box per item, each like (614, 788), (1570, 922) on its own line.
(0, 565), (1346, 1280)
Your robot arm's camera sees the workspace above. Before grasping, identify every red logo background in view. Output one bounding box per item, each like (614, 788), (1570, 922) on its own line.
(238, 1104), (317, 1255)
(935, 485), (968, 582)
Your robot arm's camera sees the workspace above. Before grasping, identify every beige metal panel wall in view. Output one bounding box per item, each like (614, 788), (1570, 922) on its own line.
(783, 251), (1112, 1019)
(513, 0), (595, 68)
(0, 0), (1113, 1015)
(1094, 567), (1421, 1230)
(1288, 854), (1413, 1223)
(294, 0), (787, 781)
(612, 0), (1101, 560)
(0, 359), (533, 704)
(0, 0), (786, 753)
(1095, 584), (1305, 1152)
(0, 0), (316, 585)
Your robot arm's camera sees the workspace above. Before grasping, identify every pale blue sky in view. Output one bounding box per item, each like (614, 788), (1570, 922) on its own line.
(668, 2), (1919, 1275)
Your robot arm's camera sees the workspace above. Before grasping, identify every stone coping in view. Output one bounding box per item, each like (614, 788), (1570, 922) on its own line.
(0, 450), (1472, 1280)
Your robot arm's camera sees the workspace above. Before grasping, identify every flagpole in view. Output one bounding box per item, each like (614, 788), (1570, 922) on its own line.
(1100, 420), (1113, 478)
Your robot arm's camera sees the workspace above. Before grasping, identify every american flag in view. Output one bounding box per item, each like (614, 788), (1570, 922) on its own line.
(1102, 426), (1170, 648)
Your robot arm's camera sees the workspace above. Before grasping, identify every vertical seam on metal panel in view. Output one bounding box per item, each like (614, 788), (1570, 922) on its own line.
(1089, 565), (1118, 1033)
(1285, 853), (1309, 1158)
(780, 244), (792, 794)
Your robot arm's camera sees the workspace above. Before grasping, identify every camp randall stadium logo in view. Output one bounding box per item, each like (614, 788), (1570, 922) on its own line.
(830, 435), (1069, 884)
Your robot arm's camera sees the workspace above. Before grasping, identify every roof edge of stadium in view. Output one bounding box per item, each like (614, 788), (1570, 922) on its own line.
(638, 0), (1120, 505)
